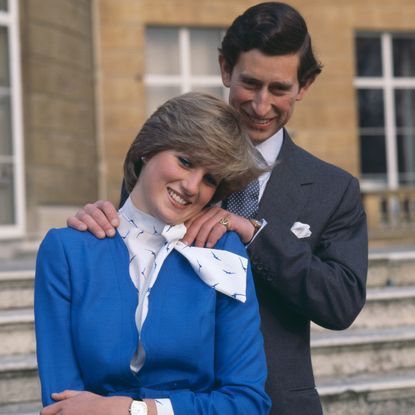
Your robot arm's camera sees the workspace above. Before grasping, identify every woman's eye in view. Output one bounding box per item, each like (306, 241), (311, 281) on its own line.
(204, 174), (218, 187)
(178, 156), (191, 168)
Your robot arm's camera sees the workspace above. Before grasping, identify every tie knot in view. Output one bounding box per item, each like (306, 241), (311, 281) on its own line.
(161, 223), (187, 244)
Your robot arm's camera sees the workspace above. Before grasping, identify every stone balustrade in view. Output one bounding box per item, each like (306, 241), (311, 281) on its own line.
(362, 188), (415, 242)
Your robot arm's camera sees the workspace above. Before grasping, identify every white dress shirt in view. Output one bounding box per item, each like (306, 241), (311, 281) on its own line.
(256, 128), (284, 201)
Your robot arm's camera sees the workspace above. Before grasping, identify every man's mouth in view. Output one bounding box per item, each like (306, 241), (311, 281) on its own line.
(167, 188), (189, 206)
(243, 111), (275, 127)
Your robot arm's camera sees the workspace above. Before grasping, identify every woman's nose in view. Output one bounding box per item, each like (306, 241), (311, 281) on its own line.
(182, 169), (204, 194)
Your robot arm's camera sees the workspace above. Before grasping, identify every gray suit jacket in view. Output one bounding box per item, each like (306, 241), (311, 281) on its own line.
(249, 131), (368, 415)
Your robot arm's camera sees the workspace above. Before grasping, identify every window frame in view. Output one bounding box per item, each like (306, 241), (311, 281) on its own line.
(143, 26), (228, 115)
(0, 0), (25, 239)
(355, 32), (415, 191)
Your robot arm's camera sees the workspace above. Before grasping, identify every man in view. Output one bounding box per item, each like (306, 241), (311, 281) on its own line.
(68, 3), (368, 414)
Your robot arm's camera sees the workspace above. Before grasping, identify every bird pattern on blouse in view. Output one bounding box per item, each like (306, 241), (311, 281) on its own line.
(117, 197), (249, 413)
(119, 198), (248, 306)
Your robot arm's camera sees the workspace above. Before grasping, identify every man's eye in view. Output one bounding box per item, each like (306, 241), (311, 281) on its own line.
(204, 174), (218, 187)
(243, 81), (258, 90)
(178, 156), (191, 168)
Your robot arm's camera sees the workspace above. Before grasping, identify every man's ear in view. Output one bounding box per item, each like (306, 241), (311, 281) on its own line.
(219, 55), (232, 87)
(296, 78), (314, 101)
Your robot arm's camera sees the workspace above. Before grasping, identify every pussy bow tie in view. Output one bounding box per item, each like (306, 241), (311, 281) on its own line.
(125, 222), (248, 303)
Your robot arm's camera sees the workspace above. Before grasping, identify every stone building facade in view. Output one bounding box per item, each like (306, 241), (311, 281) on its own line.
(1, 0), (415, 243)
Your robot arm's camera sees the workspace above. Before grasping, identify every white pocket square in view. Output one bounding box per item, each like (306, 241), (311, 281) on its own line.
(291, 222), (312, 238)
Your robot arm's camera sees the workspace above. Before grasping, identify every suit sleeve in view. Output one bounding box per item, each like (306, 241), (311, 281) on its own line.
(34, 229), (85, 406)
(169, 233), (271, 414)
(250, 176), (368, 330)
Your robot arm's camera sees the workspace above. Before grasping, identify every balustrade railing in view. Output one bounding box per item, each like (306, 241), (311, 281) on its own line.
(362, 188), (415, 241)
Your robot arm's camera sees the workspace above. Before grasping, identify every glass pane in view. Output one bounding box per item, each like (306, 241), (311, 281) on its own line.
(360, 135), (387, 184)
(357, 89), (384, 128)
(190, 85), (224, 100)
(145, 86), (181, 116)
(145, 27), (180, 75)
(397, 133), (415, 185)
(0, 0), (7, 11)
(0, 95), (12, 154)
(355, 36), (382, 77)
(190, 29), (222, 76)
(393, 36), (415, 77)
(0, 162), (15, 225)
(395, 89), (415, 129)
(0, 27), (10, 87)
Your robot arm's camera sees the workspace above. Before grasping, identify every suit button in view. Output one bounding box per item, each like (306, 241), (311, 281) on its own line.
(256, 264), (264, 271)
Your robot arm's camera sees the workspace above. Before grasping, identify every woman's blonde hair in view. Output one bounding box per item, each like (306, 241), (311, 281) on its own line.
(124, 92), (267, 203)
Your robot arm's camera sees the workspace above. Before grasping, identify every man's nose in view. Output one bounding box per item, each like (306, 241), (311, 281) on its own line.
(252, 89), (271, 117)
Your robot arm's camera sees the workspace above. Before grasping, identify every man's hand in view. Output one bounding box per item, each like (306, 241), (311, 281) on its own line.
(66, 200), (119, 239)
(183, 206), (255, 247)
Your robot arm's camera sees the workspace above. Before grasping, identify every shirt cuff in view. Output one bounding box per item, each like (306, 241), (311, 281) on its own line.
(246, 218), (267, 247)
(155, 398), (174, 415)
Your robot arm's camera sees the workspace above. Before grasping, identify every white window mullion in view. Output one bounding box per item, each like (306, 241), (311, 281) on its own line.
(0, 13), (11, 25)
(0, 0), (25, 238)
(382, 32), (399, 190)
(179, 28), (191, 93)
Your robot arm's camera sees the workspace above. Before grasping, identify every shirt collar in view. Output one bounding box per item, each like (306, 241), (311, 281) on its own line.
(255, 129), (284, 166)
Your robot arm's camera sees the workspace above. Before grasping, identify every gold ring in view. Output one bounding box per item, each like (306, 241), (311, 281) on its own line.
(218, 217), (230, 229)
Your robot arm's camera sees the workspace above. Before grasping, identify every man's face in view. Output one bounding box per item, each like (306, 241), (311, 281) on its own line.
(220, 49), (312, 144)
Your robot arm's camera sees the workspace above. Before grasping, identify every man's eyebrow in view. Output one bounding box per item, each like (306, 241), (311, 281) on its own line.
(269, 81), (293, 91)
(240, 74), (262, 84)
(240, 74), (293, 90)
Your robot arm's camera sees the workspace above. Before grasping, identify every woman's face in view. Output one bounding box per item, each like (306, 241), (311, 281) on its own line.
(130, 150), (219, 225)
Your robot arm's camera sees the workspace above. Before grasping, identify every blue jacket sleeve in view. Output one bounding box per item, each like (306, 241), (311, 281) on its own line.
(169, 232), (271, 414)
(34, 229), (85, 406)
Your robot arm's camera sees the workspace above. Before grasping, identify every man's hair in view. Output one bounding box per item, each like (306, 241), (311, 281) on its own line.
(124, 92), (267, 203)
(220, 2), (323, 87)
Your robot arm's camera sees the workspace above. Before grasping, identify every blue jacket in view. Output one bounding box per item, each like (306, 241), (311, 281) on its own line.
(35, 228), (271, 414)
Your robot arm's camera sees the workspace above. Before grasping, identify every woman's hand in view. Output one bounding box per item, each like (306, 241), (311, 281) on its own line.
(66, 200), (119, 239)
(183, 206), (256, 247)
(40, 390), (131, 415)
(40, 390), (158, 415)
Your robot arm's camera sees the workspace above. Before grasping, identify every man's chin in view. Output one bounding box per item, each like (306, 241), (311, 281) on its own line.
(248, 128), (277, 144)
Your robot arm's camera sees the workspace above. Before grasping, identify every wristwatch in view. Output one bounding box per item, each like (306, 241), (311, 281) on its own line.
(129, 400), (148, 415)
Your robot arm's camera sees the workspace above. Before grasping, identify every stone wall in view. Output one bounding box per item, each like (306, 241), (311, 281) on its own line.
(19, 0), (97, 233)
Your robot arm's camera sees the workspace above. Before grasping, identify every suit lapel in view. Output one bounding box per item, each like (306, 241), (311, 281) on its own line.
(258, 130), (314, 226)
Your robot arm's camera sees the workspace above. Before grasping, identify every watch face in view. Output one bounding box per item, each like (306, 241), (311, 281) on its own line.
(130, 400), (147, 415)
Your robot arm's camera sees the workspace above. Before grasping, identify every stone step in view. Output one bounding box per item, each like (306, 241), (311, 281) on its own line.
(0, 271), (35, 310)
(0, 308), (35, 356)
(368, 250), (415, 287)
(0, 354), (40, 406)
(0, 401), (41, 415)
(311, 325), (415, 379)
(318, 369), (415, 415)
(354, 285), (415, 329)
(311, 285), (415, 332)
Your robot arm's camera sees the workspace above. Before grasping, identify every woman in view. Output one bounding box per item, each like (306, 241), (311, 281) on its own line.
(35, 92), (271, 415)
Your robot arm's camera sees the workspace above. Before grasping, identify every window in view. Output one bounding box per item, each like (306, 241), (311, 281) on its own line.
(0, 0), (25, 238)
(144, 27), (226, 115)
(355, 32), (415, 190)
